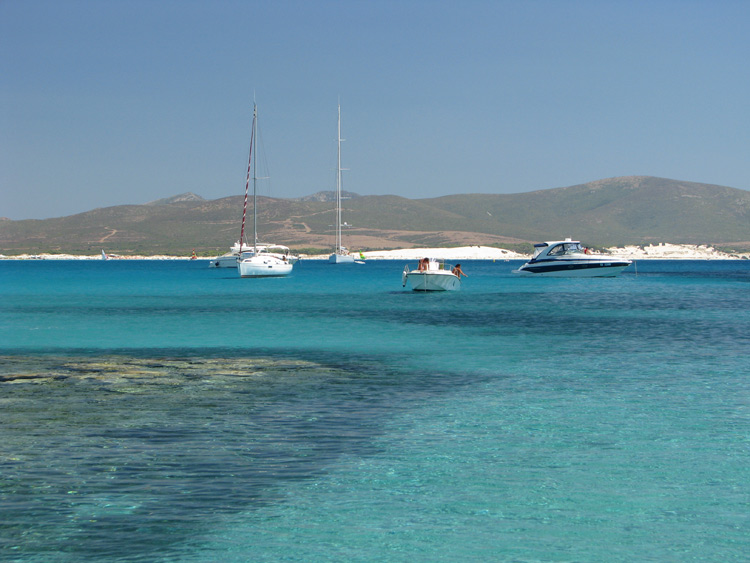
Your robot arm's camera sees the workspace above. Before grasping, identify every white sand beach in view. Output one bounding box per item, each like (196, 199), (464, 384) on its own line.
(357, 246), (524, 261)
(342, 244), (748, 261)
(605, 243), (748, 260)
(2, 243), (748, 261)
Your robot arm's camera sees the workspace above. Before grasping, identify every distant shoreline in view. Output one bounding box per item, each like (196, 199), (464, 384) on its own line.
(2, 243), (748, 261)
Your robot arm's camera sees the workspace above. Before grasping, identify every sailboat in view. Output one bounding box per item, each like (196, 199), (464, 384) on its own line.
(328, 104), (355, 264)
(210, 240), (297, 268)
(237, 103), (294, 278)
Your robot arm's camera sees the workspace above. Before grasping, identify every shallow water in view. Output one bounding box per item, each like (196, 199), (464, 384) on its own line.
(1, 259), (749, 561)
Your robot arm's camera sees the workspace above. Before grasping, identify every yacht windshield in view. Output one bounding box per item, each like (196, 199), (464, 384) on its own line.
(548, 243), (583, 256)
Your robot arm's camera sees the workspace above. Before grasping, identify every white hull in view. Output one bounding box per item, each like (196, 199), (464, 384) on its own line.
(404, 270), (461, 291)
(514, 239), (631, 278)
(238, 256), (293, 278)
(210, 253), (239, 268)
(329, 252), (355, 264)
(513, 260), (631, 277)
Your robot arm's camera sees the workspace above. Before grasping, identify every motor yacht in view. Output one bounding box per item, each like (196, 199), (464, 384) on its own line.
(513, 239), (631, 277)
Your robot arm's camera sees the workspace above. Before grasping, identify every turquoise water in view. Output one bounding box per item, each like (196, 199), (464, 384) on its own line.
(1, 259), (749, 561)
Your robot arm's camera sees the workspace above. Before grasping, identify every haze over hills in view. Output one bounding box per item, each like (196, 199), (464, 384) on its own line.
(1, 176), (748, 256)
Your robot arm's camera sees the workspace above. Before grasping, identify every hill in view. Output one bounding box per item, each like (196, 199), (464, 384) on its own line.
(421, 176), (750, 246)
(146, 192), (205, 206)
(1, 176), (748, 255)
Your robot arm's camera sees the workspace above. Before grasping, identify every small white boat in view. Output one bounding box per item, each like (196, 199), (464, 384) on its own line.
(328, 104), (356, 265)
(235, 102), (294, 279)
(402, 258), (461, 291)
(513, 239), (632, 277)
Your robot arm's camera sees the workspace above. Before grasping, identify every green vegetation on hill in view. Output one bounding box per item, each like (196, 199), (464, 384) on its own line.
(421, 176), (750, 245)
(1, 176), (748, 255)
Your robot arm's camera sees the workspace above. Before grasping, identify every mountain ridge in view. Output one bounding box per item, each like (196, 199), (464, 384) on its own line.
(1, 176), (748, 255)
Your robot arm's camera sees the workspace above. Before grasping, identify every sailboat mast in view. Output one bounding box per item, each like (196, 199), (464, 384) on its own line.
(336, 103), (342, 253)
(239, 104), (256, 254)
(252, 103), (258, 254)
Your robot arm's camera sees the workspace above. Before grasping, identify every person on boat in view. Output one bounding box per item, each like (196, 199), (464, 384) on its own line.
(418, 257), (429, 271)
(452, 263), (467, 278)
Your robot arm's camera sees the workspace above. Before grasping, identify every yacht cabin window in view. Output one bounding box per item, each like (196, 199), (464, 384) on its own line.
(547, 242), (584, 256)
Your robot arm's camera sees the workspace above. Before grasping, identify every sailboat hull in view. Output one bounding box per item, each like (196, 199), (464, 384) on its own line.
(238, 256), (293, 278)
(329, 253), (355, 264)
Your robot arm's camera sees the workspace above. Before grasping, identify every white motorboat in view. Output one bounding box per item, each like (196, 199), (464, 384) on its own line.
(236, 102), (294, 278)
(211, 252), (240, 268)
(210, 241), (249, 268)
(328, 104), (356, 264)
(513, 239), (632, 277)
(402, 258), (461, 291)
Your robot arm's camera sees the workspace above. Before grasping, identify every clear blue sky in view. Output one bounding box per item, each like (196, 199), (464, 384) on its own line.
(2, 0), (748, 220)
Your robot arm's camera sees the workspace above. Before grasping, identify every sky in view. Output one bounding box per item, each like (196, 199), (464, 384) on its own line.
(2, 0), (749, 220)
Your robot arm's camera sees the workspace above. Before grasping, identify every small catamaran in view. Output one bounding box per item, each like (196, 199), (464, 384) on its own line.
(329, 103), (355, 264)
(237, 103), (294, 278)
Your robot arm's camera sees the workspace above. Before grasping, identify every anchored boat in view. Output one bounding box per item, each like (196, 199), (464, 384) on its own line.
(210, 242), (297, 268)
(329, 103), (355, 264)
(236, 103), (294, 278)
(402, 258), (462, 291)
(513, 239), (631, 277)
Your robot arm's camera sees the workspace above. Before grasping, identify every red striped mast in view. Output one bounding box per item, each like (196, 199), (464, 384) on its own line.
(238, 104), (256, 254)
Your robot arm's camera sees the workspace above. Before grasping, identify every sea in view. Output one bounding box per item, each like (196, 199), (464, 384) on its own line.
(1, 258), (749, 562)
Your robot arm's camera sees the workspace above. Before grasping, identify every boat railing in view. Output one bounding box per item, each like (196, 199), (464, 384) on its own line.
(412, 259), (454, 272)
